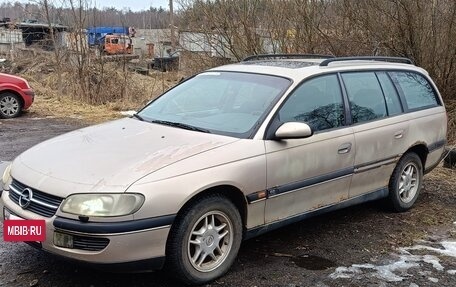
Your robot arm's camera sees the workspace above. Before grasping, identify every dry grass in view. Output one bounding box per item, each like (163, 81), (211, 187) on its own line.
(27, 91), (122, 123)
(25, 70), (180, 123)
(9, 50), (181, 123)
(425, 164), (456, 184)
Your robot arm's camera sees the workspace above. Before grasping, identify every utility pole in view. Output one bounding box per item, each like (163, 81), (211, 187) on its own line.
(169, 0), (176, 51)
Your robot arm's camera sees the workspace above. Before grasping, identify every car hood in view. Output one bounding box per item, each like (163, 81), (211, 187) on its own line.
(12, 118), (238, 196)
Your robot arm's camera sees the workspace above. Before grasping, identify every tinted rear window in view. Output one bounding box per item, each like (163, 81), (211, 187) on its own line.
(390, 72), (438, 110)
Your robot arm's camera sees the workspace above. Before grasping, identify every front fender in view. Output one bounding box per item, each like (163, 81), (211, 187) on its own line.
(0, 161), (11, 194)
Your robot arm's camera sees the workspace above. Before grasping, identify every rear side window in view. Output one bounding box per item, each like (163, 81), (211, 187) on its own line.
(390, 72), (438, 110)
(341, 72), (387, 123)
(376, 72), (402, 116)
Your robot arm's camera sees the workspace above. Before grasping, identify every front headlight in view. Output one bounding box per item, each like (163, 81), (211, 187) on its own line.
(61, 193), (145, 217)
(1, 163), (12, 188)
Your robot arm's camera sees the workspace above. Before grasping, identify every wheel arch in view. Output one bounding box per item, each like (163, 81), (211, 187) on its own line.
(173, 185), (248, 230)
(405, 143), (428, 170)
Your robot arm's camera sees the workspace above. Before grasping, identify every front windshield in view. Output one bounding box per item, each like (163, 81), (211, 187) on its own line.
(138, 71), (291, 138)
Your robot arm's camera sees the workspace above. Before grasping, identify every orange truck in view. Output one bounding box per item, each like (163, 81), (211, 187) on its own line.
(102, 35), (133, 55)
(87, 27), (134, 55)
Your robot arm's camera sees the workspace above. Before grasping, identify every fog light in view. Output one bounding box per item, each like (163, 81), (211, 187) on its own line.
(54, 232), (73, 248)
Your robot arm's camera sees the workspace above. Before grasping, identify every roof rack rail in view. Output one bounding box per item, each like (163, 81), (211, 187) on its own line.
(243, 54), (335, 62)
(319, 56), (414, 67)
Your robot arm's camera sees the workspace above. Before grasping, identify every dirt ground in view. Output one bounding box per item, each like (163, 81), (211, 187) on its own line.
(1, 114), (456, 287)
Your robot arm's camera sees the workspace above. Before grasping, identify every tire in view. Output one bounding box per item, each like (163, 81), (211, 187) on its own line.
(166, 194), (243, 285)
(0, 92), (23, 119)
(388, 152), (423, 212)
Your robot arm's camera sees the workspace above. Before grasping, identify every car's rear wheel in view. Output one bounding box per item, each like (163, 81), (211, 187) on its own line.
(0, 92), (22, 119)
(166, 194), (242, 285)
(388, 152), (423, 212)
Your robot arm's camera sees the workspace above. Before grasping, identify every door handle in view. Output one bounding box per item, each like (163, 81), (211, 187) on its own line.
(394, 130), (404, 139)
(338, 143), (352, 154)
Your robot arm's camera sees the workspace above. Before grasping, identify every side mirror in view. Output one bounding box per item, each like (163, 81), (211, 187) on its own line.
(275, 122), (313, 140)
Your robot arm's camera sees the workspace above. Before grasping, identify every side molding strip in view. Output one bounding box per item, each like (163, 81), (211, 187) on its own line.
(428, 139), (446, 153)
(244, 187), (388, 240)
(267, 167), (354, 197)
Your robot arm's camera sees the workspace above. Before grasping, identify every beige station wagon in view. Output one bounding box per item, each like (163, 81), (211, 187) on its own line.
(1, 55), (447, 285)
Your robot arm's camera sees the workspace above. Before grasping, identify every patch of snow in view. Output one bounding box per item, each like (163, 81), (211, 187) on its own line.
(329, 267), (361, 279)
(329, 257), (418, 282)
(120, 110), (136, 116)
(330, 241), (456, 283)
(421, 255), (444, 271)
(404, 241), (456, 258)
(409, 283), (419, 287)
(352, 263), (375, 269)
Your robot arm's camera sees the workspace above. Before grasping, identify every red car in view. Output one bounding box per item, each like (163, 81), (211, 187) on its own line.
(0, 73), (34, 118)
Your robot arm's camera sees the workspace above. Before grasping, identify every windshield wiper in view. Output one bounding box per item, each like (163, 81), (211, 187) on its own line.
(151, 120), (211, 133)
(132, 113), (145, 121)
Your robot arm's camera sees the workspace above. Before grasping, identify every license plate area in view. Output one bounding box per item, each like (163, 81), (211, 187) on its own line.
(3, 208), (45, 243)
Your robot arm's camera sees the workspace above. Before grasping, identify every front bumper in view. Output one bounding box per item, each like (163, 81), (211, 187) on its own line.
(1, 189), (170, 268)
(20, 89), (35, 110)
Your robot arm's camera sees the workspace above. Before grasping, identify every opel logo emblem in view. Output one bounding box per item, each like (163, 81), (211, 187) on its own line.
(19, 188), (33, 209)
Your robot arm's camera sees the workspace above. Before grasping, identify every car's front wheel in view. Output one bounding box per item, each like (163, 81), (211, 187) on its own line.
(166, 194), (242, 285)
(0, 92), (22, 119)
(388, 152), (423, 212)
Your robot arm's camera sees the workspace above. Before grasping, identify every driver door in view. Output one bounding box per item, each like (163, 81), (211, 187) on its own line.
(264, 74), (355, 223)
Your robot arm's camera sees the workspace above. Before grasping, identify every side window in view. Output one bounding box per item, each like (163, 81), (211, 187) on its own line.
(376, 72), (402, 116)
(278, 74), (344, 132)
(390, 72), (438, 110)
(342, 72), (387, 124)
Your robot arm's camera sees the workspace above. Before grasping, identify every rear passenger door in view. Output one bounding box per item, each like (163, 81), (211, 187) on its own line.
(389, 71), (446, 171)
(341, 71), (410, 198)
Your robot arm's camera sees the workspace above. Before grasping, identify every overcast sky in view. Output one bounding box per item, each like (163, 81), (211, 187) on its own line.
(1, 0), (171, 11)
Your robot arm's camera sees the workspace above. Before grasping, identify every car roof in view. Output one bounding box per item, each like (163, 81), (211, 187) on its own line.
(209, 57), (428, 82)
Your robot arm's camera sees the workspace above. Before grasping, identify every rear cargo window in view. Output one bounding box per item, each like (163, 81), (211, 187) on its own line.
(390, 72), (438, 110)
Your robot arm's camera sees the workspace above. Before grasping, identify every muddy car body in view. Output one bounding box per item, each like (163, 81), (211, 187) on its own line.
(1, 55), (447, 285)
